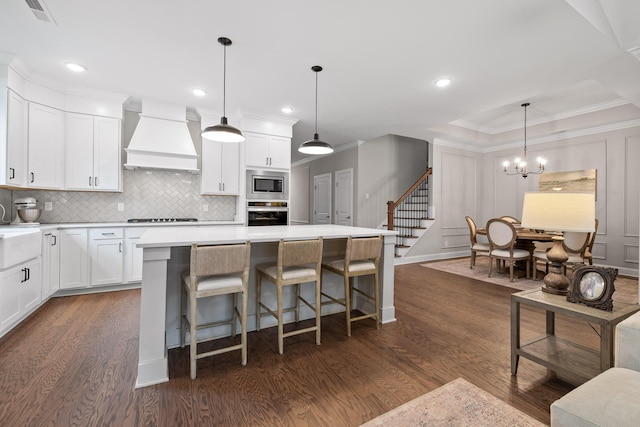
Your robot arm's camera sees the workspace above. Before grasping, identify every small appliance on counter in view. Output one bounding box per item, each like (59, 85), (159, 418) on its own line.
(12, 197), (42, 225)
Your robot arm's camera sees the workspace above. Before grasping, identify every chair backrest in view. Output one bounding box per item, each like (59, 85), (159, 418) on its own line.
(465, 216), (478, 246)
(346, 235), (382, 263)
(499, 215), (521, 224)
(562, 231), (590, 255)
(189, 241), (251, 289)
(486, 218), (517, 250)
(278, 237), (323, 268)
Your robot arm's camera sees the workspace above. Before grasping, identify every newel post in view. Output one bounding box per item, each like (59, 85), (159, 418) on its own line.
(387, 201), (395, 231)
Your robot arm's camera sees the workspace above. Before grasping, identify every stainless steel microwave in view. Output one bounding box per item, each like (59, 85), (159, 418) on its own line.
(246, 169), (289, 200)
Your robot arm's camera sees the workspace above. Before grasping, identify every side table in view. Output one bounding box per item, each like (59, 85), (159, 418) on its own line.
(511, 288), (640, 384)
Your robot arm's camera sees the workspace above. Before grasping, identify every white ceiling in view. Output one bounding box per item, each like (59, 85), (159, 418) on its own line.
(1, 0), (640, 163)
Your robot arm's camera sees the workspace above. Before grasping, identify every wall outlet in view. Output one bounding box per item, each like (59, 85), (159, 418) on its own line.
(44, 201), (53, 211)
(202, 204), (209, 212)
(117, 203), (124, 212)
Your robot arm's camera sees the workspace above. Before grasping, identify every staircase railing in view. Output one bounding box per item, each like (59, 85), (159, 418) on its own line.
(387, 168), (432, 249)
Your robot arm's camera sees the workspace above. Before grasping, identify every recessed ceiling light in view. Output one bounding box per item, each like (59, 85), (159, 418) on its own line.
(435, 77), (452, 88)
(192, 88), (207, 97)
(66, 62), (86, 72)
(281, 107), (293, 114)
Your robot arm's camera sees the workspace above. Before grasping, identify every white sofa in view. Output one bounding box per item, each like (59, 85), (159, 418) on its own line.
(550, 311), (640, 426)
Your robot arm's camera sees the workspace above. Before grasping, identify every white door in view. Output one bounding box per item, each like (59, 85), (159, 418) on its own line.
(314, 173), (332, 224)
(335, 168), (353, 226)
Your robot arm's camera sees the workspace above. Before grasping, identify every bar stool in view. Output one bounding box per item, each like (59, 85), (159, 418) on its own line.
(321, 235), (382, 336)
(180, 241), (251, 379)
(255, 237), (323, 354)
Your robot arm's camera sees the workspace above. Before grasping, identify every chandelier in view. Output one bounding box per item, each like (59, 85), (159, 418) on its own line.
(503, 103), (545, 178)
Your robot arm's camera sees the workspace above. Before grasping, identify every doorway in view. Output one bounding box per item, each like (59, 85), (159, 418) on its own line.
(335, 168), (353, 226)
(313, 173), (332, 224)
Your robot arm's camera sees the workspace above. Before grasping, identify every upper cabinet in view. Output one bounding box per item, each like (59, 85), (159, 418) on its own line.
(65, 113), (121, 191)
(244, 131), (291, 169)
(201, 140), (240, 195)
(1, 89), (28, 187)
(27, 102), (65, 189)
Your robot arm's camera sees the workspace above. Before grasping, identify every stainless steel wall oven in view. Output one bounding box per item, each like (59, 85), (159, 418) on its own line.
(247, 202), (288, 226)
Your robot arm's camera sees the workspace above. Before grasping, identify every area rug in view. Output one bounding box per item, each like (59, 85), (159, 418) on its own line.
(421, 257), (638, 303)
(360, 378), (544, 427)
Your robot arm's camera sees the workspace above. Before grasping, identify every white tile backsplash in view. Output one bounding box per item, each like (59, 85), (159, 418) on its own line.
(1, 169), (236, 223)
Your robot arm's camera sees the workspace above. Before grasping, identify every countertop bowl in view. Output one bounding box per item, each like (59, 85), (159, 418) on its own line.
(18, 207), (42, 223)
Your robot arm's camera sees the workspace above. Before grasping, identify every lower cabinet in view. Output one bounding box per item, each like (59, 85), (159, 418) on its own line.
(124, 227), (147, 283)
(59, 229), (89, 289)
(89, 228), (124, 286)
(41, 230), (60, 299)
(0, 257), (42, 337)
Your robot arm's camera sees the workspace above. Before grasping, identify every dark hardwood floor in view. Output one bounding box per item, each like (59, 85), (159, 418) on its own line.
(0, 262), (600, 426)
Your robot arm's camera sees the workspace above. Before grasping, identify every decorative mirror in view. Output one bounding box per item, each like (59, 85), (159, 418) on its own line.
(567, 264), (617, 311)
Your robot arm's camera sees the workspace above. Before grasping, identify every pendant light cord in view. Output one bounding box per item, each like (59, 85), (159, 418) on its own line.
(222, 42), (227, 118)
(314, 71), (318, 134)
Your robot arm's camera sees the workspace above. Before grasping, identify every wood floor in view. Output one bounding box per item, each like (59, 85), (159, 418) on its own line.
(0, 262), (602, 426)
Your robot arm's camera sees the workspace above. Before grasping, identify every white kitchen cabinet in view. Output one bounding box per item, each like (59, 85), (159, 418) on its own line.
(201, 140), (240, 195)
(89, 228), (124, 286)
(245, 131), (291, 169)
(0, 257), (41, 337)
(59, 229), (89, 289)
(41, 230), (60, 299)
(1, 89), (28, 187)
(124, 227), (147, 283)
(65, 113), (121, 191)
(27, 102), (64, 189)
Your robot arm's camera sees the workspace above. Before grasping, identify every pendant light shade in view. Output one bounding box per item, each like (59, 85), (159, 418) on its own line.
(202, 37), (245, 142)
(298, 65), (334, 155)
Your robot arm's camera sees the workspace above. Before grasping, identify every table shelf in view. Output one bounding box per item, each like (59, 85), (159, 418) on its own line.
(518, 335), (601, 382)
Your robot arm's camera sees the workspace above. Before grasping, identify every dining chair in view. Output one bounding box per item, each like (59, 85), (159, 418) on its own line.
(499, 215), (521, 224)
(180, 241), (251, 379)
(320, 235), (382, 337)
(583, 218), (599, 265)
(465, 216), (490, 269)
(486, 218), (531, 282)
(255, 237), (323, 355)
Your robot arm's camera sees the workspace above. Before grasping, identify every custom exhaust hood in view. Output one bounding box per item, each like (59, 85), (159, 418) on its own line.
(124, 99), (199, 172)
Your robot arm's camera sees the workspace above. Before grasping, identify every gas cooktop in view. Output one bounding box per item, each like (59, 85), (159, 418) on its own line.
(127, 218), (198, 223)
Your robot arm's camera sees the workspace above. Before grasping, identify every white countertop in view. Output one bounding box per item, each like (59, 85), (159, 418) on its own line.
(137, 224), (397, 248)
(0, 220), (242, 231)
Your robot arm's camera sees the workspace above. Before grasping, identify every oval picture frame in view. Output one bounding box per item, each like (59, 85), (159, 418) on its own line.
(566, 264), (617, 311)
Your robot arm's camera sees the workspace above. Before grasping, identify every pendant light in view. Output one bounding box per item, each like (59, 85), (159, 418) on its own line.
(202, 37), (245, 142)
(503, 103), (545, 178)
(298, 66), (334, 155)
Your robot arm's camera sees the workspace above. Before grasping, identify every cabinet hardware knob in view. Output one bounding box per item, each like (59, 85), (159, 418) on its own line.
(102, 232), (116, 236)
(119, 242), (122, 253)
(52, 235), (57, 246)
(9, 167), (15, 179)
(30, 172), (34, 183)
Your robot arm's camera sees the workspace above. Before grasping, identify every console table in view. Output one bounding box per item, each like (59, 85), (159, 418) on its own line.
(511, 288), (640, 384)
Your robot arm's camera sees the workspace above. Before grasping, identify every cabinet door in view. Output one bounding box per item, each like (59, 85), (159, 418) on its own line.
(65, 112), (94, 190)
(90, 239), (124, 286)
(124, 228), (146, 283)
(200, 139), (223, 194)
(245, 132), (270, 168)
(221, 142), (240, 194)
(201, 141), (240, 195)
(5, 90), (28, 186)
(41, 231), (60, 298)
(267, 135), (291, 169)
(28, 103), (64, 189)
(21, 258), (42, 313)
(59, 229), (89, 289)
(93, 116), (120, 191)
(0, 266), (22, 335)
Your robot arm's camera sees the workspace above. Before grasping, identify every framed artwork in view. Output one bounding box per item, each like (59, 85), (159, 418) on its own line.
(566, 264), (617, 311)
(539, 169), (597, 199)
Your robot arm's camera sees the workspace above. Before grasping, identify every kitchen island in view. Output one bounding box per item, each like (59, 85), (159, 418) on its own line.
(135, 224), (397, 388)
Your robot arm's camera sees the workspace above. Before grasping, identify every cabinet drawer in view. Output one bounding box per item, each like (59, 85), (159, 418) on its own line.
(90, 228), (124, 240)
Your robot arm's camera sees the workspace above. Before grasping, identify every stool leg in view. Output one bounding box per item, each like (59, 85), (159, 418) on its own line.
(190, 291), (198, 380)
(180, 282), (186, 348)
(277, 283), (284, 355)
(374, 272), (380, 329)
(315, 278), (321, 345)
(255, 273), (262, 331)
(241, 288), (247, 366)
(344, 275), (352, 337)
(231, 293), (237, 337)
(295, 283), (301, 323)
